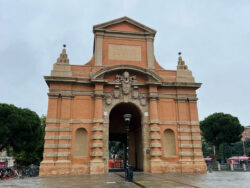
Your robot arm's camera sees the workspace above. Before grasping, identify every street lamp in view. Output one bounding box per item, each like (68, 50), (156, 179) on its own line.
(123, 114), (133, 182)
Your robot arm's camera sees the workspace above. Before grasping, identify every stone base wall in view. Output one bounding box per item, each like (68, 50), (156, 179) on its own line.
(39, 163), (89, 176)
(39, 160), (206, 176)
(162, 163), (207, 173)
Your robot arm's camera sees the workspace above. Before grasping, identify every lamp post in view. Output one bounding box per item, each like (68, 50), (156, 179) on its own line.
(123, 114), (133, 182)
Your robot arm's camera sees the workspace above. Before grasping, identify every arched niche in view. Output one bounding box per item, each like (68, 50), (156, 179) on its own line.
(74, 128), (88, 157)
(163, 129), (176, 156)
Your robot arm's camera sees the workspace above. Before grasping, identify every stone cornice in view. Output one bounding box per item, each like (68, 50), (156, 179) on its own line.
(45, 75), (201, 90)
(161, 82), (202, 89)
(44, 76), (91, 86)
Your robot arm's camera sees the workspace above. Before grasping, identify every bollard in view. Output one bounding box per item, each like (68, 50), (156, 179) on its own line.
(217, 163), (221, 171)
(230, 164), (234, 171)
(243, 164), (246, 171)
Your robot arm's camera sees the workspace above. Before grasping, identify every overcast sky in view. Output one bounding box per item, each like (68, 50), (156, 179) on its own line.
(0, 0), (249, 126)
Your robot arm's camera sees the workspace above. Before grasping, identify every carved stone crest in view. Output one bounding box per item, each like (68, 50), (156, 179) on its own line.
(113, 85), (120, 98)
(132, 86), (139, 99)
(115, 71), (136, 95)
(140, 94), (147, 106)
(105, 94), (112, 105)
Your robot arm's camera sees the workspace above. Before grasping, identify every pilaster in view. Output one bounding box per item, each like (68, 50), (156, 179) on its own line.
(149, 86), (163, 173)
(146, 36), (155, 69)
(94, 32), (104, 66)
(90, 84), (105, 174)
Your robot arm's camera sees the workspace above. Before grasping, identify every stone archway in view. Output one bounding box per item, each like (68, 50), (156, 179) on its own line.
(108, 102), (143, 171)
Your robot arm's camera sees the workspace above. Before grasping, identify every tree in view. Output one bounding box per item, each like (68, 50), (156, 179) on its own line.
(109, 141), (124, 159)
(0, 103), (44, 166)
(200, 112), (244, 161)
(202, 140), (214, 158)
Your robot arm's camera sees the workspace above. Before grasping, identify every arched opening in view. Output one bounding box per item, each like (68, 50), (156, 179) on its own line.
(109, 102), (143, 171)
(163, 129), (176, 156)
(74, 128), (88, 157)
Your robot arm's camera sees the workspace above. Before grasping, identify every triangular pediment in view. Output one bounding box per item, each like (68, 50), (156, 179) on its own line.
(93, 16), (156, 34)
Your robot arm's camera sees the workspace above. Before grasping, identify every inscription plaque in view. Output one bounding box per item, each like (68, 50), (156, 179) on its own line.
(108, 44), (141, 61)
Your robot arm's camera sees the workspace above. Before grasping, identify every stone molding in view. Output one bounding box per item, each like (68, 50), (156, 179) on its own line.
(91, 143), (103, 148)
(44, 144), (71, 149)
(46, 118), (101, 124)
(180, 152), (203, 157)
(193, 152), (203, 156)
(158, 121), (199, 125)
(161, 82), (201, 89)
(55, 160), (71, 164)
(179, 144), (201, 148)
(151, 151), (162, 156)
(149, 120), (160, 124)
(178, 128), (200, 133)
(46, 119), (199, 127)
(150, 126), (161, 132)
(149, 92), (158, 99)
(48, 92), (74, 99)
(150, 143), (162, 148)
(44, 76), (91, 86)
(93, 119), (104, 123)
(45, 75), (201, 90)
(45, 127), (72, 132)
(45, 135), (72, 140)
(49, 90), (93, 97)
(91, 126), (104, 132)
(43, 152), (70, 157)
(90, 152), (103, 157)
(150, 135), (161, 140)
(91, 135), (103, 140)
(158, 93), (197, 99)
(178, 136), (201, 141)
(179, 159), (204, 162)
(94, 90), (104, 98)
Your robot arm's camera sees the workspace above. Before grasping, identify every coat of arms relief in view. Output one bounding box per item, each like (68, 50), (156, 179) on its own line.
(104, 71), (147, 106)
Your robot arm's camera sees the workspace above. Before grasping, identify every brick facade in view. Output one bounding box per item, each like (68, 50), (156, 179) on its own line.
(39, 17), (206, 176)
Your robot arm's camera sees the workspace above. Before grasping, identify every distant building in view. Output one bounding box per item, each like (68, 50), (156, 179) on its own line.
(242, 125), (250, 140)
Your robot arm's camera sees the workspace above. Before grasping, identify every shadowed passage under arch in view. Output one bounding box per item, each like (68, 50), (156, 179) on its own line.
(109, 102), (143, 171)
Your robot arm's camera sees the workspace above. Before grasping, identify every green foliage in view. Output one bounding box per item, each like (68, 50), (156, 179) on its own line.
(244, 138), (250, 156)
(200, 112), (244, 160)
(109, 141), (123, 158)
(202, 138), (250, 161)
(202, 140), (214, 158)
(0, 103), (45, 166)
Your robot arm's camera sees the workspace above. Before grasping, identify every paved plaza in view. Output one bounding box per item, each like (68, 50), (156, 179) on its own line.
(1, 171), (250, 188)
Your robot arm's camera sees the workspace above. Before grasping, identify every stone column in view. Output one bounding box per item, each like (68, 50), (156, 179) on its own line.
(149, 86), (162, 173)
(90, 84), (105, 174)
